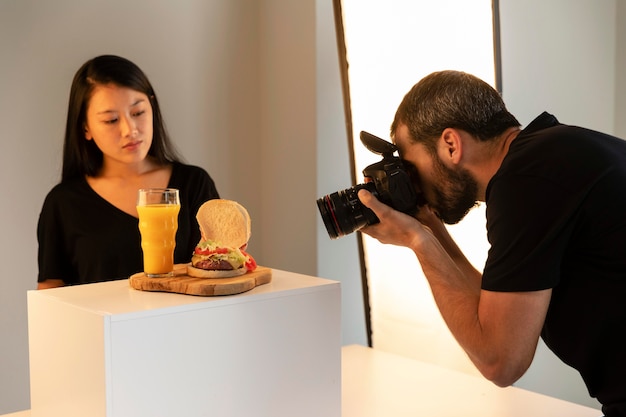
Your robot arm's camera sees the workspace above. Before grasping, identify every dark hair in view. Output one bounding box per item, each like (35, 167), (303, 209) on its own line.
(391, 70), (520, 154)
(61, 55), (182, 182)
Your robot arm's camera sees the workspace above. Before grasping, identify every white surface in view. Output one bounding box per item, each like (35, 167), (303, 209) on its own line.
(6, 344), (602, 417)
(342, 345), (601, 417)
(27, 269), (341, 417)
(29, 269), (338, 318)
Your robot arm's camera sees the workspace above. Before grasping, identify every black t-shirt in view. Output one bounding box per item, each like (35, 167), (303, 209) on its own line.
(483, 112), (626, 415)
(37, 162), (219, 284)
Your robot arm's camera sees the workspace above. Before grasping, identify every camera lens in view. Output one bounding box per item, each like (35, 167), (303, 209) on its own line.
(316, 183), (379, 239)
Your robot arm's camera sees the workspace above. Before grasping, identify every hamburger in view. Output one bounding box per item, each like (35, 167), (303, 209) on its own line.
(187, 199), (258, 278)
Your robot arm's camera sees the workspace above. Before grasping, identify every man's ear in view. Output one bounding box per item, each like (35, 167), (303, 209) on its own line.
(439, 128), (462, 165)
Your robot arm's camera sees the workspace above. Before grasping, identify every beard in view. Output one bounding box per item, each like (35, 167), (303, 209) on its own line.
(430, 157), (479, 225)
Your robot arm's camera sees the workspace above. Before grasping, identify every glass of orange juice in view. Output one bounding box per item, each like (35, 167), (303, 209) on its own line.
(137, 188), (181, 277)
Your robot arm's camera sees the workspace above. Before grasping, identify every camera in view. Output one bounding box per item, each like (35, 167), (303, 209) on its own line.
(317, 131), (421, 239)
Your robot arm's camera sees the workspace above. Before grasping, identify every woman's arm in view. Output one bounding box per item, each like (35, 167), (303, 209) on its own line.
(37, 279), (65, 289)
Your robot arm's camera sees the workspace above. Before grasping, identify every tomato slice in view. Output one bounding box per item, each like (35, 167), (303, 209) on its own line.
(241, 250), (257, 271)
(195, 246), (230, 256)
(194, 247), (210, 255)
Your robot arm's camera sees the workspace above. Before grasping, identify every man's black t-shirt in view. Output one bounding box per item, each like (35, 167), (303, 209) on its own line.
(483, 112), (626, 415)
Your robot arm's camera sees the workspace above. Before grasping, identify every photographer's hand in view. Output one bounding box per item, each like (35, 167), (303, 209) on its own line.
(357, 189), (434, 250)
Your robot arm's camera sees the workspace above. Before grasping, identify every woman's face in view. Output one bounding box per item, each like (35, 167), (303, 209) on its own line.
(83, 83), (154, 170)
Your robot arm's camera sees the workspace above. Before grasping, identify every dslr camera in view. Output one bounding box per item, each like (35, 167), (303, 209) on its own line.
(317, 131), (421, 239)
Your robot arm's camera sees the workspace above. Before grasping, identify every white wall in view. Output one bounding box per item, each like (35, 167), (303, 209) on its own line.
(499, 0), (616, 133)
(316, 0), (369, 346)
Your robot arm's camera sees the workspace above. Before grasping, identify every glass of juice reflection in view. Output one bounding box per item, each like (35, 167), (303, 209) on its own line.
(137, 188), (181, 277)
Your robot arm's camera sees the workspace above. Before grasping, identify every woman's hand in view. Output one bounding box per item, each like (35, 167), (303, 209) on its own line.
(37, 279), (65, 290)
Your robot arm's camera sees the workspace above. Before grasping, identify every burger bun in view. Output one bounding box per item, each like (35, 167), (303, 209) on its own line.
(196, 199), (251, 249)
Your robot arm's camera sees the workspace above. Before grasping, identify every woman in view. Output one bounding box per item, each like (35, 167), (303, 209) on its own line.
(37, 55), (220, 288)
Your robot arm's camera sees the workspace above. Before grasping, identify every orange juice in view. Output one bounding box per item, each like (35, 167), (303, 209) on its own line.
(137, 204), (181, 276)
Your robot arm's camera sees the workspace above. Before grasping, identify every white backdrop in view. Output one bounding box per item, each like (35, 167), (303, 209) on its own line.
(340, 0), (494, 376)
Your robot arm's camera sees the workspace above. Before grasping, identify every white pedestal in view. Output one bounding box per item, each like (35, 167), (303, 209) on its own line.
(27, 269), (341, 417)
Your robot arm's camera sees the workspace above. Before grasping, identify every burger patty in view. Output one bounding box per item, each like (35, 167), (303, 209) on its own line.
(193, 259), (234, 270)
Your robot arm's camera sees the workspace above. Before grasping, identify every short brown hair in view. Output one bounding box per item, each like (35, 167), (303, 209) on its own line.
(391, 70), (520, 154)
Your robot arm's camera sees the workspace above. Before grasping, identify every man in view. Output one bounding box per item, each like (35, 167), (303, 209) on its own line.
(358, 70), (626, 416)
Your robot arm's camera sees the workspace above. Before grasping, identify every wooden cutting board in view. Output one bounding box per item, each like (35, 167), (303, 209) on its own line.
(129, 264), (272, 296)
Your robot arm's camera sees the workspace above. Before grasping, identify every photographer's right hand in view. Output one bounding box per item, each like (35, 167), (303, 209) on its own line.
(357, 189), (434, 250)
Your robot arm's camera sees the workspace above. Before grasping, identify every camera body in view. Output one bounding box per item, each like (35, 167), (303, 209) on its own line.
(317, 131), (420, 239)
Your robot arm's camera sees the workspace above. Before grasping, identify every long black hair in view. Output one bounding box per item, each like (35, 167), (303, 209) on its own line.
(61, 55), (182, 182)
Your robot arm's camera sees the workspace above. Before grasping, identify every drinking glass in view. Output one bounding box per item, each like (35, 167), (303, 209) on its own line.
(137, 188), (181, 277)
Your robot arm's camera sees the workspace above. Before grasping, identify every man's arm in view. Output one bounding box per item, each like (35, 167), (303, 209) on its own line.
(358, 189), (550, 386)
(413, 203), (482, 286)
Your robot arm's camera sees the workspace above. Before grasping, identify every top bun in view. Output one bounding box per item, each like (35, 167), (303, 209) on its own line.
(196, 199), (251, 249)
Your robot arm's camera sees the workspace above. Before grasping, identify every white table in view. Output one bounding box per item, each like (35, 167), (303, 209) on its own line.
(342, 344), (601, 417)
(26, 270), (341, 417)
(4, 345), (601, 417)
